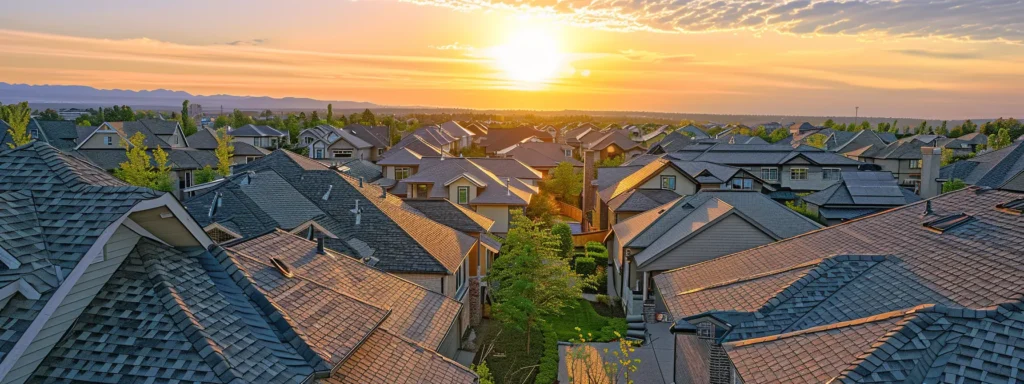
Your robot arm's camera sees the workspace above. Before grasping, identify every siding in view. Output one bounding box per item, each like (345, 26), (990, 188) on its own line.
(447, 179), (478, 204)
(5, 225), (140, 384)
(475, 205), (511, 233)
(78, 131), (120, 149)
(395, 273), (445, 294)
(639, 214), (774, 272)
(638, 168), (698, 197)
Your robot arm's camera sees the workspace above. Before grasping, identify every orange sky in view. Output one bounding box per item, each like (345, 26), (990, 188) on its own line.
(1, 0), (1023, 119)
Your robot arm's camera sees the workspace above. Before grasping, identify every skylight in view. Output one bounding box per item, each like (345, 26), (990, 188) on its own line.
(923, 213), (974, 233)
(996, 198), (1024, 215)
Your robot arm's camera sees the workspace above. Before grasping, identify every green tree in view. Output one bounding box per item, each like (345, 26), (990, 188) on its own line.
(751, 126), (768, 140)
(551, 222), (574, 259)
(113, 132), (155, 187)
(471, 361), (495, 384)
(767, 128), (789, 143)
(360, 109), (376, 125)
(230, 109), (252, 127)
(151, 145), (173, 192)
(804, 133), (827, 149)
(213, 115), (230, 128)
(180, 100), (198, 136)
(326, 104), (334, 123)
(988, 128), (1012, 150)
(942, 179), (967, 194)
(823, 118), (835, 128)
(526, 192), (559, 227)
(597, 155), (625, 168)
(214, 128), (234, 176)
(37, 108), (62, 121)
(194, 165), (219, 185)
(543, 162), (583, 205)
(488, 210), (594, 354)
(310, 110), (321, 126)
(3, 102), (32, 148)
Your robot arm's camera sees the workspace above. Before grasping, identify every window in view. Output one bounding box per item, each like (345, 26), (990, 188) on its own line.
(697, 322), (715, 339)
(660, 175), (677, 190)
(823, 168), (842, 181)
(414, 184), (429, 198)
(395, 167), (411, 180)
(485, 249), (493, 271)
(333, 149), (353, 158)
(378, 148), (385, 156)
(790, 168), (808, 180)
(730, 178), (753, 190)
(564, 149), (573, 157)
(761, 168), (778, 181)
(104, 136), (113, 146)
(909, 159), (923, 169)
(305, 137), (314, 145)
(246, 156), (259, 163)
(30, 129), (38, 138)
(457, 186), (470, 204)
(455, 258), (468, 295)
(314, 149), (324, 159)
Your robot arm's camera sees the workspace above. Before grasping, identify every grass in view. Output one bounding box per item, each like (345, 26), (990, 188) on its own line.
(543, 299), (627, 342)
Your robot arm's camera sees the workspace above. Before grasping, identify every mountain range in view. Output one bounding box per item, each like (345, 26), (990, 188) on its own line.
(0, 83), (379, 111)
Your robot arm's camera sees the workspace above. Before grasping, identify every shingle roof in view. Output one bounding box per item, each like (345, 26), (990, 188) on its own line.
(404, 199), (496, 233)
(666, 143), (862, 166)
(229, 124), (287, 137)
(30, 119), (79, 151)
(649, 131), (695, 153)
(597, 159), (698, 203)
(438, 121), (475, 138)
(479, 127), (538, 152)
(585, 130), (643, 152)
(655, 187), (1024, 340)
(397, 158), (536, 206)
(803, 171), (922, 207)
(940, 141), (1024, 188)
(607, 188), (681, 213)
(227, 231), (464, 350)
(326, 327), (477, 384)
(506, 142), (582, 169)
(379, 135), (446, 164)
(189, 150), (475, 274)
(333, 158), (383, 182)
(343, 124), (391, 148)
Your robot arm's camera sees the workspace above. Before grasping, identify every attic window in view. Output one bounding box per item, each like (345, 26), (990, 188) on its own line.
(995, 198), (1024, 215)
(206, 227), (238, 243)
(270, 257), (294, 278)
(697, 322), (715, 339)
(923, 213), (974, 233)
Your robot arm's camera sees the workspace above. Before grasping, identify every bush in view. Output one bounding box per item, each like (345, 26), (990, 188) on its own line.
(585, 241), (609, 267)
(535, 323), (559, 384)
(551, 223), (573, 259)
(595, 294), (610, 306)
(584, 268), (607, 294)
(585, 241), (606, 254)
(575, 257), (596, 276)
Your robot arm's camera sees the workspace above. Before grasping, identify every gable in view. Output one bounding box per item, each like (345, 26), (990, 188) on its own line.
(640, 214), (775, 271)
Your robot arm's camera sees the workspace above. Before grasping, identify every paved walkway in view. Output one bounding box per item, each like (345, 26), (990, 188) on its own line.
(557, 322), (675, 383)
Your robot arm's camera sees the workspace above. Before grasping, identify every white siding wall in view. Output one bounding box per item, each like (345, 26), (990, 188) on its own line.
(5, 225), (141, 384)
(638, 168), (698, 197)
(639, 215), (774, 272)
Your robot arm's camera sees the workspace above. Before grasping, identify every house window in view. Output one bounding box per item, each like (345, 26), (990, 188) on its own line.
(457, 186), (470, 204)
(314, 149), (324, 159)
(823, 168), (842, 181)
(909, 159), (923, 169)
(305, 137), (314, 145)
(697, 322), (714, 339)
(730, 178), (753, 190)
(30, 129), (38, 138)
(485, 249), (492, 271)
(395, 167), (411, 180)
(790, 168), (808, 180)
(564, 149), (573, 157)
(414, 184), (429, 198)
(104, 136), (113, 146)
(378, 148), (385, 156)
(333, 149), (354, 158)
(246, 156), (259, 163)
(660, 175), (677, 190)
(455, 258), (468, 295)
(761, 168), (778, 181)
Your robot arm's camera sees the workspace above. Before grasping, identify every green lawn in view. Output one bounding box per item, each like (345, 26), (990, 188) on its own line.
(544, 299), (627, 342)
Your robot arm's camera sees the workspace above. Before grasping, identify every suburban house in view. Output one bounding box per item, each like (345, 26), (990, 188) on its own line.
(184, 150), (481, 345)
(848, 134), (955, 188)
(647, 130), (696, 154)
(478, 126), (541, 155)
(435, 121), (476, 150)
(631, 125), (668, 145)
(391, 157), (539, 233)
(22, 119), (81, 151)
(0, 141), (476, 383)
(75, 119), (188, 150)
(187, 126), (270, 165)
(654, 185), (1024, 384)
(409, 124), (459, 153)
(505, 141), (582, 177)
(820, 128), (891, 153)
(667, 143), (864, 192)
(227, 124), (288, 149)
(562, 123), (602, 148)
(609, 190), (821, 316)
(377, 134), (450, 182)
(583, 129), (646, 162)
(678, 124), (710, 139)
(940, 139), (1024, 191)
(298, 124), (391, 163)
(462, 121), (489, 137)
(802, 170), (922, 224)
(593, 158), (700, 230)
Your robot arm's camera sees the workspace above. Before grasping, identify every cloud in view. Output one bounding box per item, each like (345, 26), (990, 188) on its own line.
(619, 49), (694, 63)
(403, 0), (1024, 44)
(891, 49), (981, 60)
(431, 42), (475, 51)
(225, 38), (268, 46)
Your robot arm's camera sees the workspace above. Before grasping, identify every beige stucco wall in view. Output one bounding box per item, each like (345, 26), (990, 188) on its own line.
(447, 178), (479, 204)
(79, 131), (121, 149)
(638, 167), (698, 196)
(476, 205), (511, 233)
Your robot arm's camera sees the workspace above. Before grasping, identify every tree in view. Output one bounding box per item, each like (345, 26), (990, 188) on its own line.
(751, 126), (767, 140)
(988, 128), (1012, 150)
(230, 109), (253, 127)
(194, 165), (219, 185)
(213, 115), (230, 128)
(525, 192), (559, 227)
(471, 362), (495, 384)
(767, 128), (789, 143)
(551, 223), (574, 259)
(310, 111), (321, 126)
(180, 100), (198, 136)
(113, 132), (154, 187)
(597, 155), (625, 168)
(942, 179), (967, 194)
(3, 102), (32, 148)
(360, 109), (376, 125)
(487, 210), (594, 354)
(326, 104), (334, 123)
(566, 330), (641, 384)
(936, 121), (948, 136)
(543, 162), (583, 205)
(804, 133), (827, 149)
(215, 128), (234, 176)
(151, 146), (173, 192)
(37, 108), (62, 120)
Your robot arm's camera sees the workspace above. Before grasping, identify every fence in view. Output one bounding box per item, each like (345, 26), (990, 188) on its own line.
(572, 230), (609, 248)
(555, 200), (583, 222)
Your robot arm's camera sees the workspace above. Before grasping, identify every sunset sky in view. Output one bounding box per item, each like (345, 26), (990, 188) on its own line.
(2, 0), (1024, 119)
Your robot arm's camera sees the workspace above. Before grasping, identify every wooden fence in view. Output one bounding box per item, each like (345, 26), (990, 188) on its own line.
(555, 200), (583, 222)
(572, 230), (609, 247)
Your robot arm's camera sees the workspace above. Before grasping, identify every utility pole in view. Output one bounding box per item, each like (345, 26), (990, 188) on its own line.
(855, 106), (859, 122)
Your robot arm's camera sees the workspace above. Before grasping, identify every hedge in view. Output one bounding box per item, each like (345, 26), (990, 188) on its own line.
(585, 241), (606, 254)
(535, 322), (559, 384)
(575, 257), (596, 276)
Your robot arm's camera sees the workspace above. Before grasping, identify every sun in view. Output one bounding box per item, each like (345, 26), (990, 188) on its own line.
(491, 27), (565, 86)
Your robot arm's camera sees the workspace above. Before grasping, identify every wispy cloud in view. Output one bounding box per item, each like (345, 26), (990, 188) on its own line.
(403, 0), (1024, 44)
(225, 38), (268, 46)
(430, 42), (475, 51)
(891, 49), (981, 60)
(619, 49), (694, 63)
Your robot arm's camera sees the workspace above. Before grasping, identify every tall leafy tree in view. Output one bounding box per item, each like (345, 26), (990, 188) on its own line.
(543, 162), (583, 205)
(804, 133), (827, 149)
(113, 132), (154, 187)
(37, 108), (62, 121)
(230, 109), (253, 127)
(215, 128), (234, 176)
(213, 115), (230, 128)
(551, 222), (574, 259)
(767, 128), (789, 143)
(326, 104), (334, 123)
(360, 109), (375, 125)
(3, 102), (33, 148)
(151, 146), (173, 192)
(487, 210), (594, 354)
(180, 100), (198, 136)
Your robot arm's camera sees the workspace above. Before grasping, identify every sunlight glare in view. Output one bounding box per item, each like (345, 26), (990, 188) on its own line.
(491, 26), (565, 87)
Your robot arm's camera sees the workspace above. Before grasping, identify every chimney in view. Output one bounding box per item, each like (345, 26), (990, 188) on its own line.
(581, 150), (595, 232)
(920, 147), (942, 199)
(316, 237), (325, 254)
(358, 177), (364, 187)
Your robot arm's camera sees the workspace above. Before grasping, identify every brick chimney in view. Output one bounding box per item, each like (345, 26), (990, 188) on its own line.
(920, 147), (942, 198)
(581, 149), (595, 232)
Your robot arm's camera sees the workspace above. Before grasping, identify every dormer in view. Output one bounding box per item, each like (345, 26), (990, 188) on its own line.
(74, 122), (126, 150)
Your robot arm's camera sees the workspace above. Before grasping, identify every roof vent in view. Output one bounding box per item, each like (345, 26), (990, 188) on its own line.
(995, 198), (1024, 215)
(351, 200), (362, 225)
(322, 185), (333, 201)
(316, 237), (325, 255)
(270, 257), (294, 278)
(380, 185), (387, 199)
(923, 213), (973, 233)
(505, 177), (511, 196)
(922, 200), (934, 217)
(358, 177), (364, 188)
(208, 192), (222, 218)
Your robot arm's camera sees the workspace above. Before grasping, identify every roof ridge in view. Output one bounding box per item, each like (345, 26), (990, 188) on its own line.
(371, 326), (480, 378)
(677, 257), (825, 297)
(724, 304), (927, 349)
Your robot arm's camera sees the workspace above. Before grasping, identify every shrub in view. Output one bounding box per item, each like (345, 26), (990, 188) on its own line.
(943, 178), (967, 193)
(585, 241), (606, 254)
(595, 294), (610, 306)
(551, 223), (573, 259)
(575, 257), (596, 276)
(535, 323), (559, 384)
(585, 241), (609, 267)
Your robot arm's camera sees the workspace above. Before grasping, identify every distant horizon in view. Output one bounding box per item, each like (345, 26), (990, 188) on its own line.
(2, 81), (1017, 123)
